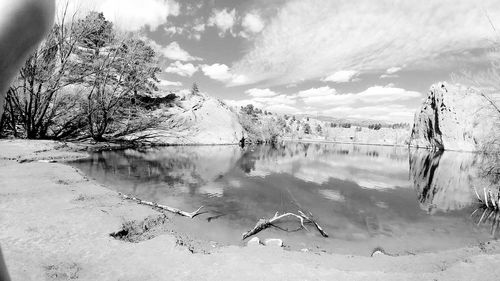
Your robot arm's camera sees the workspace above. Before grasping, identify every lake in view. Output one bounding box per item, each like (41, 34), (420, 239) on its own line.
(70, 142), (498, 256)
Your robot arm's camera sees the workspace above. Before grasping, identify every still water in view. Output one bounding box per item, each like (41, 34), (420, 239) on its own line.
(71, 142), (498, 256)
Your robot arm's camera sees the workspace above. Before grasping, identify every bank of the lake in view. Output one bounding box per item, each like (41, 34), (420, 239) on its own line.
(1, 139), (500, 281)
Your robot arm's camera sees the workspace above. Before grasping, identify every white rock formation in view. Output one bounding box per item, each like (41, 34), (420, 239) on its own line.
(410, 82), (498, 151)
(145, 91), (245, 145)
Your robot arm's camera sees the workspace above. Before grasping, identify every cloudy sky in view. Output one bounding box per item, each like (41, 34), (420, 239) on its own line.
(57, 0), (500, 122)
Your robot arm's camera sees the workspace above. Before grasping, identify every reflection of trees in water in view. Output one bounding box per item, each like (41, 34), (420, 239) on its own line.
(73, 146), (242, 196)
(410, 149), (499, 214)
(86, 150), (192, 185)
(237, 142), (408, 172)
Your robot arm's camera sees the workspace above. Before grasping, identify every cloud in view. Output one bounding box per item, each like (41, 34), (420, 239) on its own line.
(208, 8), (236, 37)
(322, 104), (416, 122)
(201, 63), (247, 84)
(322, 70), (359, 83)
(386, 66), (403, 74)
(229, 0), (500, 86)
(380, 66), (403, 78)
(186, 20), (206, 41)
(163, 26), (184, 36)
(265, 104), (300, 114)
(160, 42), (202, 61)
(201, 63), (232, 81)
(158, 79), (182, 87)
(252, 94), (297, 106)
(165, 61), (199, 77)
(240, 12), (265, 38)
(225, 92), (298, 114)
(245, 88), (278, 98)
(57, 0), (180, 31)
(297, 86), (337, 98)
(297, 85), (421, 107)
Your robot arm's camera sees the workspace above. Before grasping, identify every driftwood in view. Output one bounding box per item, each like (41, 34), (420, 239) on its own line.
(242, 211), (328, 240)
(472, 187), (500, 235)
(473, 186), (500, 211)
(119, 193), (204, 218)
(472, 207), (500, 235)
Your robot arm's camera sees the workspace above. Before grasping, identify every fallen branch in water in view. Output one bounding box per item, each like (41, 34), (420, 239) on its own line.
(119, 193), (204, 218)
(242, 211), (328, 240)
(473, 186), (500, 211)
(472, 206), (500, 236)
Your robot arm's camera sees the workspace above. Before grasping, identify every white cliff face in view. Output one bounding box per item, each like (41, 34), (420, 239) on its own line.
(410, 82), (497, 151)
(145, 91), (245, 145)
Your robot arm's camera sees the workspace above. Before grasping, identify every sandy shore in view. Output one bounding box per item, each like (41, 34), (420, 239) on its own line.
(1, 139), (500, 280)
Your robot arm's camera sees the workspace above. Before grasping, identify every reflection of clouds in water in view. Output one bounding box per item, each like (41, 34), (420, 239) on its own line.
(318, 189), (345, 202)
(73, 142), (497, 254)
(248, 143), (410, 189)
(248, 169), (271, 178)
(198, 182), (224, 198)
(226, 179), (241, 188)
(376, 201), (388, 209)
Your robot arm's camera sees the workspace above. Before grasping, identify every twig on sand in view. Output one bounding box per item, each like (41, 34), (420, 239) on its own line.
(242, 211), (328, 240)
(119, 193), (204, 218)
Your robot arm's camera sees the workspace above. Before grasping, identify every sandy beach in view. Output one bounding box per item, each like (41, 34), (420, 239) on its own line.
(1, 139), (500, 280)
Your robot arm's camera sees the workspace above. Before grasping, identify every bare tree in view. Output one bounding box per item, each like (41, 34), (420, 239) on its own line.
(75, 12), (161, 141)
(3, 4), (91, 139)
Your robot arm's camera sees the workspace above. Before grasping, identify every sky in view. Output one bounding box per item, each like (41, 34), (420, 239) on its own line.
(56, 0), (500, 122)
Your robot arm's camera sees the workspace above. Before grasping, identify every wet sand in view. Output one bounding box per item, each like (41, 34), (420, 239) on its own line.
(1, 139), (500, 280)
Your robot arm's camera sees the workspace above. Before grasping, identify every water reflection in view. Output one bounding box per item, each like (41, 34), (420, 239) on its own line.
(410, 149), (500, 237)
(71, 142), (496, 255)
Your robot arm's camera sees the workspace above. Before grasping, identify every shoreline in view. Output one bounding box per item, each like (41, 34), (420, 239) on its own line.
(282, 137), (410, 148)
(1, 139), (500, 280)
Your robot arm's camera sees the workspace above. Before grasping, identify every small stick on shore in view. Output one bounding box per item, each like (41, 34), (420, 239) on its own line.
(119, 193), (204, 218)
(242, 211), (328, 240)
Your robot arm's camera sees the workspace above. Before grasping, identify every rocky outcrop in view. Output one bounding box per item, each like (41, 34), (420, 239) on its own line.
(410, 82), (498, 151)
(144, 91), (245, 145)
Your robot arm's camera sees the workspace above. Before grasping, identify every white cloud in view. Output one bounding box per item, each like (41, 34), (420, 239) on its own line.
(386, 66), (403, 74)
(208, 8), (236, 37)
(297, 86), (337, 98)
(193, 23), (206, 33)
(380, 66), (403, 78)
(322, 70), (359, 83)
(165, 61), (198, 77)
(265, 104), (300, 114)
(201, 63), (247, 84)
(297, 85), (421, 107)
(163, 26), (184, 36)
(322, 104), (416, 122)
(245, 88), (278, 98)
(229, 0), (500, 86)
(189, 22), (206, 41)
(252, 94), (297, 106)
(201, 63), (232, 81)
(225, 92), (298, 114)
(240, 12), (265, 38)
(57, 0), (180, 31)
(158, 79), (182, 87)
(160, 42), (202, 61)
